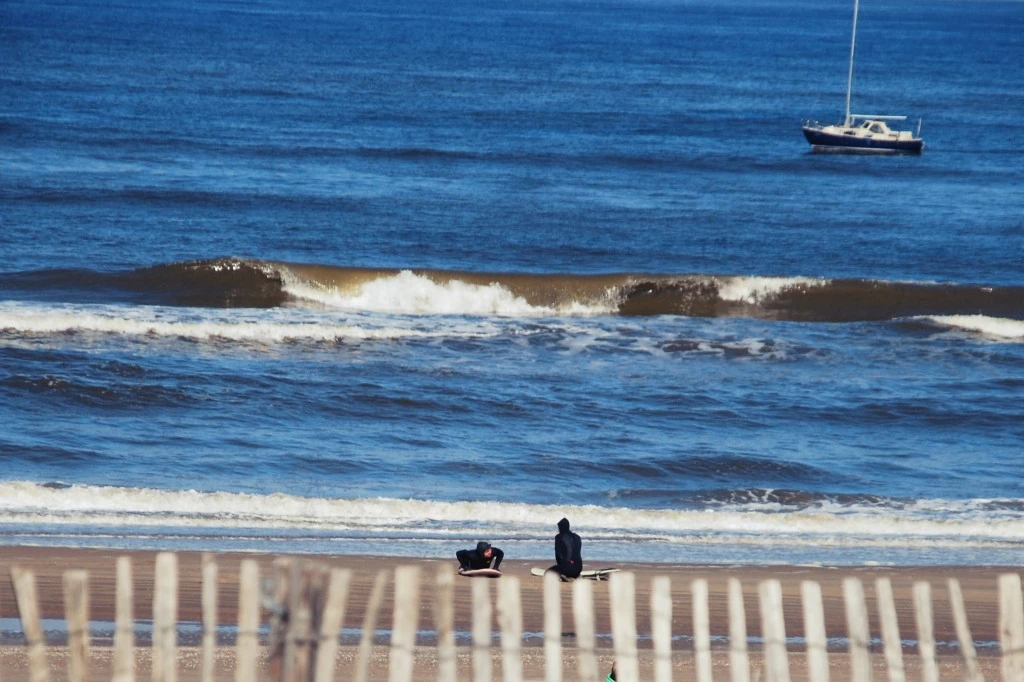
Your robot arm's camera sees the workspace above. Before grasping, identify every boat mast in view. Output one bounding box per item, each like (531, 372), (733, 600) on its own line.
(845, 0), (859, 126)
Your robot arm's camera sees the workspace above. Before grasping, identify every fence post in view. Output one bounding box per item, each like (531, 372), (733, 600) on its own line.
(574, 580), (600, 682)
(843, 577), (871, 682)
(652, 576), (673, 682)
(875, 578), (905, 682)
(153, 552), (179, 682)
(288, 561), (328, 682)
(472, 578), (493, 682)
(388, 566), (420, 682)
(284, 561), (305, 682)
(354, 570), (389, 682)
(759, 579), (790, 682)
(314, 568), (353, 682)
(434, 569), (456, 682)
(948, 578), (984, 682)
(63, 570), (90, 682)
(801, 580), (828, 682)
(729, 578), (751, 682)
(235, 559), (260, 682)
(201, 554), (217, 682)
(498, 576), (524, 682)
(113, 557), (134, 682)
(693, 579), (712, 682)
(11, 566), (50, 682)
(912, 582), (938, 682)
(267, 557), (294, 682)
(999, 573), (1024, 682)
(609, 572), (639, 682)
(544, 571), (563, 682)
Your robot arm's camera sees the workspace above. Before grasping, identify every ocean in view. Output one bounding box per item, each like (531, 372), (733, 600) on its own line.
(1, 0), (1022, 567)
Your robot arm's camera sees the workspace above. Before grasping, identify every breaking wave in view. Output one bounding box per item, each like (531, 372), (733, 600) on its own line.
(921, 315), (1024, 341)
(1, 481), (1023, 547)
(6, 258), (1024, 323)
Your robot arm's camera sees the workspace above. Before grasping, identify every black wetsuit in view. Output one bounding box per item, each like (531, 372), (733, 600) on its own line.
(457, 541), (504, 570)
(551, 517), (582, 578)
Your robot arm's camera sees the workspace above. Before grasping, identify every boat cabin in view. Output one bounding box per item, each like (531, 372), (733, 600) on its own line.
(861, 120), (891, 135)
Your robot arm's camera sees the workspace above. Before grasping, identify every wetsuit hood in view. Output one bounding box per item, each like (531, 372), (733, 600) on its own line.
(557, 518), (570, 533)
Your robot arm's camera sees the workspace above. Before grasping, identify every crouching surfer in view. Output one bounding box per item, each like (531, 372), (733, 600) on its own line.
(457, 541), (504, 574)
(547, 517), (582, 580)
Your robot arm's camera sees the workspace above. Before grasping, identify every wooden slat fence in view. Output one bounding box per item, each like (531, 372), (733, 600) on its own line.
(4, 553), (1024, 682)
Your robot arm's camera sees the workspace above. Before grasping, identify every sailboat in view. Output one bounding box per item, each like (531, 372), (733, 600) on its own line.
(802, 0), (924, 153)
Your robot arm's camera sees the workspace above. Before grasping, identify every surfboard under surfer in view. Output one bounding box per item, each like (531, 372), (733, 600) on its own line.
(457, 541), (504, 573)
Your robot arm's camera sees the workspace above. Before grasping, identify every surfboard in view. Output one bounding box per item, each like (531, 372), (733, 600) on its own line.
(458, 567), (503, 578)
(530, 567), (621, 581)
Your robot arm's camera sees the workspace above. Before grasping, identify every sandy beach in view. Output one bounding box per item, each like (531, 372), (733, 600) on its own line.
(0, 547), (1013, 681)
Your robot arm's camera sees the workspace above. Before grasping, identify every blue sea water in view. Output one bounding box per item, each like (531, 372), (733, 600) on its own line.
(1, 0), (1023, 565)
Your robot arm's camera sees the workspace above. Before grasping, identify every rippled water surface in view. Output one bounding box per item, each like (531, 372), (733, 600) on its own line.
(1, 0), (1022, 564)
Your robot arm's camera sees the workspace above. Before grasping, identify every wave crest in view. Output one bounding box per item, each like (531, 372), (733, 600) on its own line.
(6, 258), (1024, 323)
(922, 315), (1024, 340)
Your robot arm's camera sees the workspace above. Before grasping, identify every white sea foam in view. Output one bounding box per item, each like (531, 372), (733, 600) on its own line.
(924, 315), (1024, 341)
(1, 482), (1021, 550)
(279, 269), (614, 316)
(281, 270), (542, 315)
(0, 302), (481, 343)
(716, 276), (827, 304)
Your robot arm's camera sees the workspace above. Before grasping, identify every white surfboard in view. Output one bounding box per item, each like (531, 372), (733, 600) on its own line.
(459, 567), (503, 578)
(530, 567), (621, 581)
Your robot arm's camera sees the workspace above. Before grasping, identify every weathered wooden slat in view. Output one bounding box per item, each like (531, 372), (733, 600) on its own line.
(289, 561), (326, 682)
(729, 578), (751, 682)
(843, 577), (871, 682)
(388, 566), (420, 682)
(11, 566), (50, 682)
(314, 568), (353, 682)
(201, 554), (217, 682)
(152, 552), (178, 682)
(284, 561), (307, 682)
(999, 573), (1024, 682)
(544, 571), (563, 682)
(609, 572), (639, 682)
(876, 578), (905, 682)
(354, 569), (389, 682)
(498, 576), (524, 682)
(235, 559), (260, 682)
(268, 557), (294, 682)
(693, 578), (712, 682)
(759, 579), (790, 682)
(63, 570), (90, 682)
(800, 580), (829, 682)
(948, 578), (984, 682)
(573, 579), (600, 682)
(652, 576), (673, 682)
(472, 578), (494, 682)
(112, 556), (135, 682)
(434, 569), (456, 682)
(912, 581), (938, 682)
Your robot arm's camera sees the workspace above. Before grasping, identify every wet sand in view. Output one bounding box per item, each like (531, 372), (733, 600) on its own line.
(0, 547), (1013, 681)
